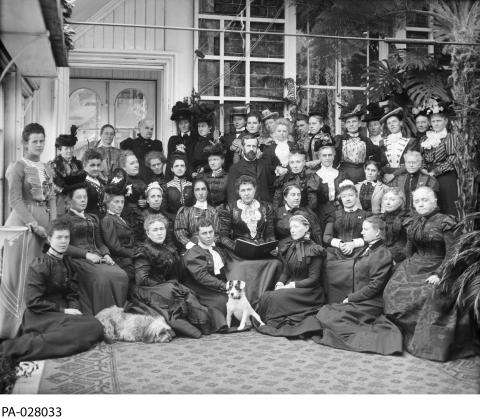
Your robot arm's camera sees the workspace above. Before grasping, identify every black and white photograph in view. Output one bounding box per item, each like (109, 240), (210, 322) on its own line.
(0, 0), (479, 412)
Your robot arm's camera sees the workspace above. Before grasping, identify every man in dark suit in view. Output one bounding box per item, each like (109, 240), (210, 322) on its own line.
(388, 150), (439, 211)
(120, 118), (163, 179)
(220, 106), (248, 170)
(226, 135), (274, 203)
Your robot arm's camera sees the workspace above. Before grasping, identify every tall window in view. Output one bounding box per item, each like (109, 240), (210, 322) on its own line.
(195, 0), (287, 134)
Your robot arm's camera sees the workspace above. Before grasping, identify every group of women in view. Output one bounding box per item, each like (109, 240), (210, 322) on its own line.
(2, 98), (478, 365)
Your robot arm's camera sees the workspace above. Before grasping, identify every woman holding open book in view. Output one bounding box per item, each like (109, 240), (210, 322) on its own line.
(219, 175), (282, 307)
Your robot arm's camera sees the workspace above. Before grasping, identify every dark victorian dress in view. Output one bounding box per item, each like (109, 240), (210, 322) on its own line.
(122, 174), (146, 241)
(323, 208), (370, 304)
(0, 254), (103, 362)
(50, 155), (84, 216)
(274, 205), (323, 245)
(314, 241), (403, 355)
(220, 200), (283, 308)
(129, 240), (213, 338)
(101, 212), (137, 282)
(162, 177), (194, 221)
(272, 169), (311, 209)
(199, 169), (228, 207)
(256, 238), (326, 337)
(380, 208), (409, 263)
(383, 211), (479, 361)
(61, 210), (129, 315)
(85, 176), (106, 217)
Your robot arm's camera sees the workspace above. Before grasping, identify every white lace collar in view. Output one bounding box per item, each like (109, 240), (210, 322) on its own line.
(70, 208), (86, 219)
(422, 129), (448, 150)
(194, 201), (208, 210)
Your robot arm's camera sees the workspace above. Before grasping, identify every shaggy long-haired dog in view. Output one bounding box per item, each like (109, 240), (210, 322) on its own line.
(96, 306), (175, 343)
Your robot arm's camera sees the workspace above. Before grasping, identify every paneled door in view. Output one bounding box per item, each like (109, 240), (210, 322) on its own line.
(69, 78), (156, 149)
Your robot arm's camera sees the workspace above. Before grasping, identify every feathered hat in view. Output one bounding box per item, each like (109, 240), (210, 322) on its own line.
(338, 103), (365, 120)
(55, 125), (78, 148)
(363, 103), (386, 123)
(204, 142), (225, 158)
(170, 101), (192, 122)
(104, 168), (129, 196)
(193, 102), (217, 126)
(62, 170), (87, 195)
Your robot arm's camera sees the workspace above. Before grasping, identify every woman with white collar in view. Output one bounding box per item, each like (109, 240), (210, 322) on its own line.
(420, 102), (459, 217)
(174, 178), (224, 253)
(378, 108), (419, 183)
(355, 160), (388, 213)
(261, 118), (295, 177)
(323, 180), (370, 304)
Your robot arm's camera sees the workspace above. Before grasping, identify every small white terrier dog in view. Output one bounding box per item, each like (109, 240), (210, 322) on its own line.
(226, 280), (265, 330)
(96, 306), (175, 343)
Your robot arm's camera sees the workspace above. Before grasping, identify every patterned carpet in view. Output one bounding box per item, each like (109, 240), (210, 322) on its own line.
(37, 331), (480, 394)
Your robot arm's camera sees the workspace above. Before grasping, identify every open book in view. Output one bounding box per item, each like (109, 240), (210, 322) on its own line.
(234, 238), (278, 260)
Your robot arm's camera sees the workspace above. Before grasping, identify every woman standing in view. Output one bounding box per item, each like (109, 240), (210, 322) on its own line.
(5, 123), (56, 257)
(83, 149), (106, 217)
(198, 143), (228, 207)
(220, 175), (282, 306)
(167, 101), (194, 172)
(162, 155), (194, 221)
(314, 216), (403, 355)
(383, 186), (478, 361)
(131, 214), (220, 337)
(380, 188), (409, 264)
(256, 215), (326, 337)
(261, 118), (295, 178)
(355, 160), (389, 214)
(420, 102), (459, 217)
(305, 112), (333, 170)
(323, 181), (370, 303)
(174, 178), (224, 252)
(60, 182), (129, 315)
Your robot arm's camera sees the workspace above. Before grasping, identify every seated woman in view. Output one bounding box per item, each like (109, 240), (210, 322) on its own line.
(256, 215), (326, 337)
(130, 214), (215, 338)
(119, 151), (147, 241)
(60, 181), (129, 315)
(144, 150), (167, 184)
(355, 160), (388, 214)
(220, 175), (283, 307)
(274, 184), (323, 244)
(307, 145), (345, 230)
(323, 180), (370, 303)
(261, 118), (295, 178)
(83, 149), (106, 217)
(383, 186), (479, 361)
(163, 155), (194, 221)
(100, 171), (137, 282)
(0, 220), (103, 366)
(314, 216), (403, 355)
(380, 188), (409, 263)
(198, 143), (228, 207)
(174, 178), (225, 253)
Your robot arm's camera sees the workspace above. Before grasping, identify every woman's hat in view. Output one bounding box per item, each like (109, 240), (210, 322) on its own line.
(230, 106), (248, 118)
(204, 142), (225, 158)
(55, 125), (78, 148)
(62, 170), (87, 195)
(338, 103), (365, 120)
(308, 109), (325, 119)
(193, 102), (216, 126)
(379, 107), (404, 124)
(363, 103), (386, 122)
(295, 113), (309, 122)
(104, 168), (128, 196)
(260, 109), (279, 121)
(170, 101), (192, 122)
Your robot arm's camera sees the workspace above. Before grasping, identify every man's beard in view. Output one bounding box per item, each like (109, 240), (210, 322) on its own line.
(245, 150), (256, 160)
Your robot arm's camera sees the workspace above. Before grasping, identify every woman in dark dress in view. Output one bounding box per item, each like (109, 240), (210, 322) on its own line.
(256, 215), (326, 337)
(129, 214), (214, 338)
(274, 184), (323, 244)
(198, 143), (228, 207)
(59, 183), (129, 315)
(323, 181), (370, 303)
(191, 112), (219, 178)
(100, 171), (138, 282)
(162, 155), (194, 221)
(380, 188), (409, 263)
(314, 216), (403, 355)
(307, 146), (345, 230)
(261, 118), (295, 178)
(83, 149), (106, 217)
(220, 175), (283, 307)
(174, 178), (225, 253)
(0, 220), (103, 365)
(383, 186), (479, 361)
(420, 103), (459, 217)
(355, 160), (388, 214)
(304, 112), (333, 170)
(119, 151), (147, 241)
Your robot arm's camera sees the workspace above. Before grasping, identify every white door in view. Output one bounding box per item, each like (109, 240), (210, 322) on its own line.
(69, 79), (156, 149)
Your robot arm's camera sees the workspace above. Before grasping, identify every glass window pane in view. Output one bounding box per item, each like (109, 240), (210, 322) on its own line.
(250, 62), (284, 98)
(306, 38), (336, 86)
(224, 60), (245, 96)
(224, 20), (245, 56)
(341, 40), (368, 87)
(250, 0), (284, 18)
(69, 88), (100, 129)
(406, 0), (429, 27)
(198, 60), (220, 96)
(406, 31), (430, 56)
(114, 89), (148, 130)
(297, 88), (336, 131)
(296, 35), (309, 86)
(199, 19), (220, 56)
(199, 0), (246, 15)
(251, 22), (284, 58)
